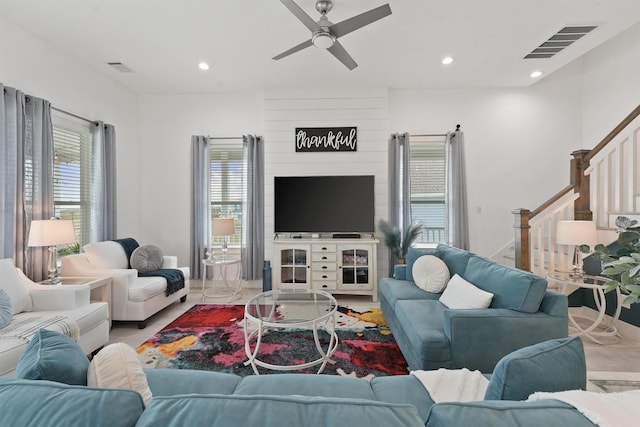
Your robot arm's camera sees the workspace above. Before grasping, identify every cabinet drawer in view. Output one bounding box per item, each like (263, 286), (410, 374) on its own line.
(312, 271), (337, 281)
(312, 252), (337, 262)
(312, 262), (337, 272)
(314, 281), (337, 291)
(312, 244), (336, 253)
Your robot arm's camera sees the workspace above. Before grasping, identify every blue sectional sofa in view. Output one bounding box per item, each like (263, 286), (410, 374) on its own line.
(380, 244), (569, 372)
(0, 336), (599, 426)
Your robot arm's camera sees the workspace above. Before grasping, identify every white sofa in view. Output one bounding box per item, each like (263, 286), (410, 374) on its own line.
(62, 241), (190, 328)
(0, 258), (109, 377)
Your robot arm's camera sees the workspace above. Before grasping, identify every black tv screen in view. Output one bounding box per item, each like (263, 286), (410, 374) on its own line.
(274, 175), (375, 234)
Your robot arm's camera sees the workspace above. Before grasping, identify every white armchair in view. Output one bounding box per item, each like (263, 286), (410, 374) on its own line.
(61, 241), (190, 328)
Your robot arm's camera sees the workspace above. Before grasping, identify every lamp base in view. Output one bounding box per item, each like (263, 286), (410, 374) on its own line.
(47, 246), (61, 285)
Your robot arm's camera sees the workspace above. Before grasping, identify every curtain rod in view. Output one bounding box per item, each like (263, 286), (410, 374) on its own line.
(51, 106), (94, 125)
(411, 124), (462, 138)
(207, 136), (243, 140)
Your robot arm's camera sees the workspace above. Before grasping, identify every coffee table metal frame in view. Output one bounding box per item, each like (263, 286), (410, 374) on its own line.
(243, 289), (338, 375)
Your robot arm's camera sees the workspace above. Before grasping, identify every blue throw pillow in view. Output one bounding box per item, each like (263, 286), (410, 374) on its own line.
(484, 336), (586, 401)
(0, 289), (12, 329)
(15, 329), (89, 386)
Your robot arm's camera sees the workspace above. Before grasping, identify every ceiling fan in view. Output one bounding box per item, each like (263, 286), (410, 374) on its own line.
(273, 0), (392, 70)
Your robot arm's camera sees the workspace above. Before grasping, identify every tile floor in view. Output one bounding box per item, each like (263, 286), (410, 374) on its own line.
(110, 288), (640, 375)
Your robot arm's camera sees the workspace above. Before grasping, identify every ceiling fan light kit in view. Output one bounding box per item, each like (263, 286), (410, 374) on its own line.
(274, 0), (392, 70)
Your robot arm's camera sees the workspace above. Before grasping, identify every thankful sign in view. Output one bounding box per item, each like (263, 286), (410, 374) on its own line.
(295, 127), (357, 152)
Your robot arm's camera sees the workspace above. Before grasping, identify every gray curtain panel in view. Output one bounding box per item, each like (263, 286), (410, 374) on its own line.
(90, 121), (117, 242)
(0, 84), (54, 280)
(190, 135), (211, 280)
(241, 135), (264, 281)
(388, 133), (411, 271)
(445, 130), (469, 250)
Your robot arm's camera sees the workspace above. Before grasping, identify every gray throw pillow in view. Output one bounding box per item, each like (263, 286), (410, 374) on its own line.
(0, 289), (12, 329)
(130, 245), (164, 273)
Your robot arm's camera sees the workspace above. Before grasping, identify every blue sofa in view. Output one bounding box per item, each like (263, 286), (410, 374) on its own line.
(380, 244), (569, 372)
(0, 336), (597, 426)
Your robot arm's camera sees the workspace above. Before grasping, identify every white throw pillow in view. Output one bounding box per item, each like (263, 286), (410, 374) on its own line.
(87, 343), (152, 405)
(439, 274), (494, 309)
(0, 259), (32, 314)
(83, 241), (128, 269)
(412, 255), (451, 293)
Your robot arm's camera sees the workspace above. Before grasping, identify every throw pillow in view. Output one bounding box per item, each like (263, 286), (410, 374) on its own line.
(0, 289), (13, 329)
(439, 274), (494, 309)
(15, 329), (89, 385)
(0, 258), (32, 314)
(412, 255), (451, 293)
(484, 336), (587, 401)
(130, 245), (164, 273)
(83, 241), (129, 269)
(87, 343), (152, 405)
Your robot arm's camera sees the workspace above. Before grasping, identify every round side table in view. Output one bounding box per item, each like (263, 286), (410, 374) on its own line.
(201, 255), (242, 303)
(546, 272), (622, 344)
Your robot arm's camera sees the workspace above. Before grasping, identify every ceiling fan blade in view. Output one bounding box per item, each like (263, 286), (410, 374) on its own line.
(280, 0), (321, 32)
(330, 4), (392, 38)
(327, 40), (358, 70)
(273, 39), (313, 60)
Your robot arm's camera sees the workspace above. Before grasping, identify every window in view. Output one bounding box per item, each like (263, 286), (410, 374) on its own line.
(409, 135), (446, 244)
(52, 113), (93, 249)
(210, 142), (243, 247)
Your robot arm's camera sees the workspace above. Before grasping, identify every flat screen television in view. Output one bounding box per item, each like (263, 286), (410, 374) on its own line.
(274, 175), (375, 234)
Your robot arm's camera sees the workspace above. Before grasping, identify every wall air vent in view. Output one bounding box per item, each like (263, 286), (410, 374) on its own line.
(107, 62), (134, 72)
(524, 25), (597, 59)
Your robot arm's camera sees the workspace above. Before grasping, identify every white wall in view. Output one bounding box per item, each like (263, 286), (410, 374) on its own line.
(389, 62), (584, 257)
(0, 15), (141, 241)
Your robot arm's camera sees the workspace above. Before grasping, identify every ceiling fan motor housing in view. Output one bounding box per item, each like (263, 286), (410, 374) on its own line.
(315, 0), (333, 15)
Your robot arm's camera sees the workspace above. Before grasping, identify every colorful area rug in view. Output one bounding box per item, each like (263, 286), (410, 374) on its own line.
(137, 304), (408, 377)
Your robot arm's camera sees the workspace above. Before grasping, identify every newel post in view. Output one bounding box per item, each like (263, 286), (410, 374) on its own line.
(512, 208), (531, 272)
(570, 150), (593, 221)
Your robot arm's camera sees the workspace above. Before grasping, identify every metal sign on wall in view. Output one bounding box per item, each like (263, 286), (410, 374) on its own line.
(295, 127), (357, 152)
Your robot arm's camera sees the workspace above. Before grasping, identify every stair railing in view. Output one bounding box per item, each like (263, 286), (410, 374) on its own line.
(513, 105), (640, 275)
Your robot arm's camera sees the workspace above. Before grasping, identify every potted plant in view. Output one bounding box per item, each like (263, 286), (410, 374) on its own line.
(587, 216), (640, 305)
(378, 219), (424, 264)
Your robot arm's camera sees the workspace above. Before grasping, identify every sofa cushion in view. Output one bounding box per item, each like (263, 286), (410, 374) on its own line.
(484, 336), (586, 401)
(235, 374), (376, 400)
(380, 278), (440, 309)
(145, 369), (242, 396)
(0, 258), (32, 314)
(413, 255), (450, 293)
(395, 300), (451, 365)
(433, 244), (474, 278)
(15, 329), (89, 385)
(463, 256), (547, 313)
(0, 379), (144, 427)
(439, 274), (494, 309)
(405, 247), (435, 283)
(83, 241), (128, 269)
(131, 244), (164, 273)
(88, 343), (152, 405)
(0, 289), (12, 329)
(136, 394), (425, 427)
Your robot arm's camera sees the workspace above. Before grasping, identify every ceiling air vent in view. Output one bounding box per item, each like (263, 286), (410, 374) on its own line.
(524, 25), (597, 59)
(107, 62), (134, 72)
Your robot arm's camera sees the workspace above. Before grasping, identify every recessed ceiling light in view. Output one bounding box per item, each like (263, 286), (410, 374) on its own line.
(442, 56), (454, 65)
(530, 70), (543, 78)
(198, 62), (210, 70)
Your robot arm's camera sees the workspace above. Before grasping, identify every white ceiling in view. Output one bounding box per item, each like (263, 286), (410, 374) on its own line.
(2, 0), (639, 94)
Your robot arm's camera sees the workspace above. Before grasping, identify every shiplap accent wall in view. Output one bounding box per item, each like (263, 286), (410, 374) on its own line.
(263, 88), (390, 286)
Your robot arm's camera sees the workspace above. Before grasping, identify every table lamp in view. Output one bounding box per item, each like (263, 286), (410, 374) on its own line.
(27, 219), (76, 285)
(556, 220), (597, 276)
(212, 217), (235, 257)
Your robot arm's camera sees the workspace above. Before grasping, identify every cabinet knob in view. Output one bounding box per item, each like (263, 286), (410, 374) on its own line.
(322, 266), (327, 270)
(322, 256), (327, 260)
(322, 247), (327, 250)
(322, 275), (327, 279)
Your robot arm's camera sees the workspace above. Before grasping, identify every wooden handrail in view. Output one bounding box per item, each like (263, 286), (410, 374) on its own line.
(530, 184), (575, 219)
(585, 104), (640, 162)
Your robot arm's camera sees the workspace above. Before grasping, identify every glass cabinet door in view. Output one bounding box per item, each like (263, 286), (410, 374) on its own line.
(280, 248), (308, 285)
(341, 248), (369, 285)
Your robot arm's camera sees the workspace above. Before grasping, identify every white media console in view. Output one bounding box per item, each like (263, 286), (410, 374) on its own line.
(272, 236), (379, 302)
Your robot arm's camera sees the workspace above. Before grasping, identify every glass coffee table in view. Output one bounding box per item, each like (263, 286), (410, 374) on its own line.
(243, 289), (338, 375)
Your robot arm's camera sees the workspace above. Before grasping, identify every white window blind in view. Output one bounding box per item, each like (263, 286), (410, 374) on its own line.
(210, 142), (243, 246)
(410, 135), (446, 244)
(52, 115), (93, 249)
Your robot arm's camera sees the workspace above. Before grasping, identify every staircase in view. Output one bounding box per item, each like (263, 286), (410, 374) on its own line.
(512, 104), (640, 277)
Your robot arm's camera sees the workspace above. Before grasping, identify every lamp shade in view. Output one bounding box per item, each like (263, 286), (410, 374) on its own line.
(28, 219), (76, 247)
(212, 218), (235, 236)
(556, 220), (597, 246)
